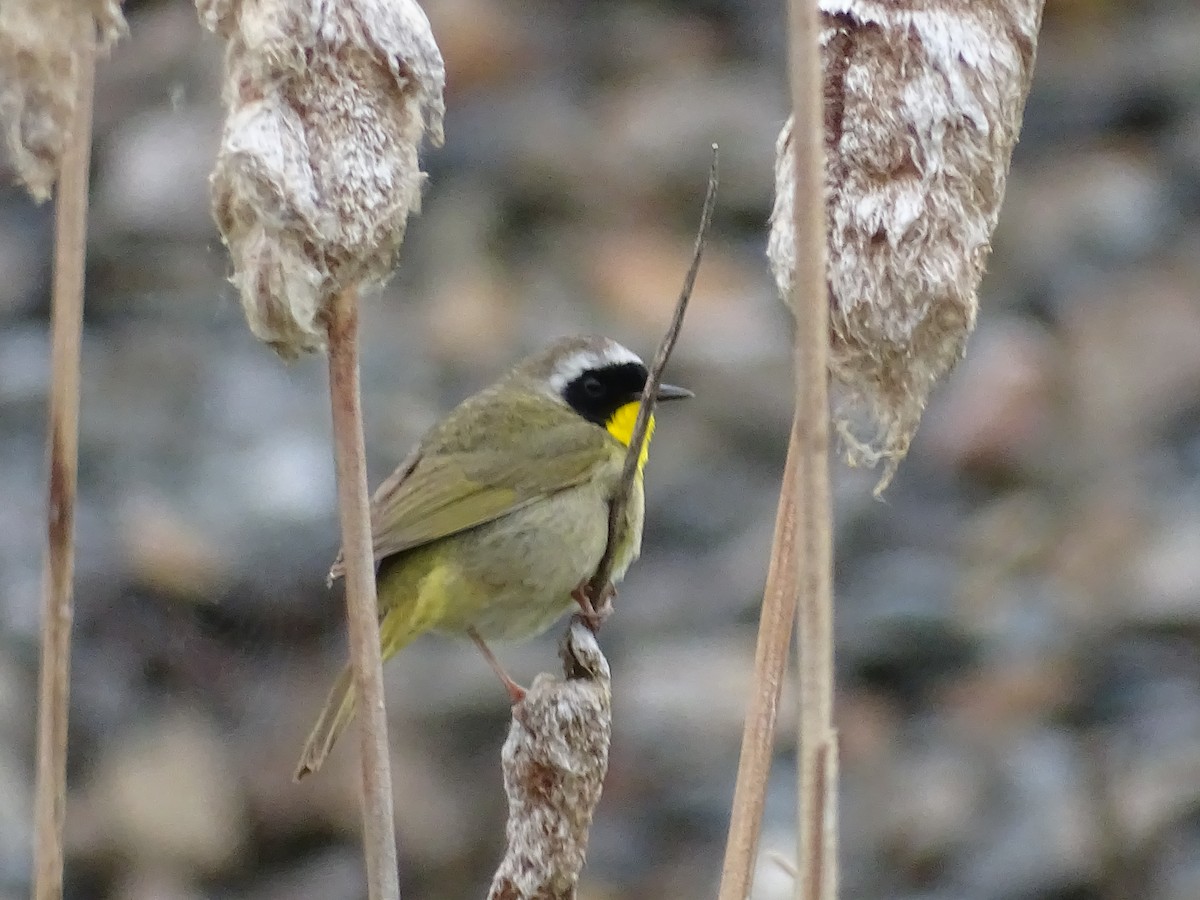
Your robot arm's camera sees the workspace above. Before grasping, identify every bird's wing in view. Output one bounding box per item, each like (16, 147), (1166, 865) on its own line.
(327, 415), (613, 582)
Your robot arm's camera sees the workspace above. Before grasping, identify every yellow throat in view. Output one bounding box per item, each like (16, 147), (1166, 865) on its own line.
(605, 401), (656, 472)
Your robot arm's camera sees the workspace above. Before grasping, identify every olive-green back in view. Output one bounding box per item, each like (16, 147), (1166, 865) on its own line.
(330, 384), (619, 578)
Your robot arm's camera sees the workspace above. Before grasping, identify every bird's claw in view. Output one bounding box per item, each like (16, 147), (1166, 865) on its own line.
(503, 677), (527, 705)
(572, 581), (615, 631)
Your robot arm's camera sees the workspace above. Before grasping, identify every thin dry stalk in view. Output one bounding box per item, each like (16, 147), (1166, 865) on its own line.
(325, 285), (399, 900)
(32, 18), (96, 900)
(717, 2), (835, 896)
(716, 437), (799, 900)
(586, 144), (719, 604)
(486, 620), (612, 900)
(487, 156), (716, 896)
(787, 0), (836, 898)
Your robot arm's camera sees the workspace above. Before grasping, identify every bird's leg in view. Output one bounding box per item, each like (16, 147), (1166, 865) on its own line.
(571, 580), (616, 630)
(467, 627), (526, 704)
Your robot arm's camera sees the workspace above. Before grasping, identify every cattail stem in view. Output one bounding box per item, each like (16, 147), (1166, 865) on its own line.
(787, 0), (836, 897)
(325, 286), (400, 900)
(485, 154), (714, 895)
(32, 19), (95, 900)
(716, 0), (835, 894)
(588, 145), (718, 604)
(716, 437), (800, 900)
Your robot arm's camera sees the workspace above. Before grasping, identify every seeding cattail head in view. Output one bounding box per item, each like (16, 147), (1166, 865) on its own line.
(487, 620), (612, 900)
(0, 0), (125, 200)
(768, 0), (1044, 490)
(198, 0), (446, 358)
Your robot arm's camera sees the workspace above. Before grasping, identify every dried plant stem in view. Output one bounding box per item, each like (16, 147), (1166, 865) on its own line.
(788, 0), (836, 898)
(716, 436), (800, 900)
(485, 154), (716, 896)
(325, 286), (400, 900)
(32, 21), (95, 900)
(587, 145), (719, 603)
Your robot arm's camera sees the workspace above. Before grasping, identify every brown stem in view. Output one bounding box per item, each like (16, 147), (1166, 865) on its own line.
(787, 0), (837, 897)
(716, 434), (800, 900)
(325, 286), (400, 900)
(587, 145), (719, 604)
(32, 22), (95, 900)
(485, 152), (717, 897)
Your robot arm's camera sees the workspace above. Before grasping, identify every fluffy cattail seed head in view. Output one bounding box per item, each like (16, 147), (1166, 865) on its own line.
(0, 0), (125, 200)
(769, 0), (1044, 490)
(198, 0), (446, 358)
(487, 620), (612, 900)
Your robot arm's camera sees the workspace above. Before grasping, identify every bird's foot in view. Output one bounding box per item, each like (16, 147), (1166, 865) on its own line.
(501, 674), (527, 705)
(571, 580), (615, 631)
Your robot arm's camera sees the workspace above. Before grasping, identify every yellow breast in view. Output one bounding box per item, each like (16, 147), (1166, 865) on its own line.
(605, 401), (656, 472)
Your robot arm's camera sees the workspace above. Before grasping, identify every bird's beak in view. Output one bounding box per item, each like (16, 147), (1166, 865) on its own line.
(653, 383), (694, 401)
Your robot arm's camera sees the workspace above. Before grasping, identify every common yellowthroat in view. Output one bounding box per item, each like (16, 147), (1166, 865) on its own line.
(295, 334), (691, 779)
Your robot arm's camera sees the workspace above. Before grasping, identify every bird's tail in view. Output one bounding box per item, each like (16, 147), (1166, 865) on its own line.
(293, 607), (423, 781)
(294, 665), (356, 781)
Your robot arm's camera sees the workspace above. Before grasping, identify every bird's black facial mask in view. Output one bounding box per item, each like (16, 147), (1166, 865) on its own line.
(563, 361), (691, 456)
(563, 362), (653, 426)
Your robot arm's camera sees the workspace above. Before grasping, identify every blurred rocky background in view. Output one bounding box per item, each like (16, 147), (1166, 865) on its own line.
(2, 0), (1199, 898)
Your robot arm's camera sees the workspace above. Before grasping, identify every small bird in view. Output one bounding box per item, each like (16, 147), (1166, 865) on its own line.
(295, 334), (691, 779)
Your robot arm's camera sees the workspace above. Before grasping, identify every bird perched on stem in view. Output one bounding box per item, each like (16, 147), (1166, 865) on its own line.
(295, 334), (691, 779)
